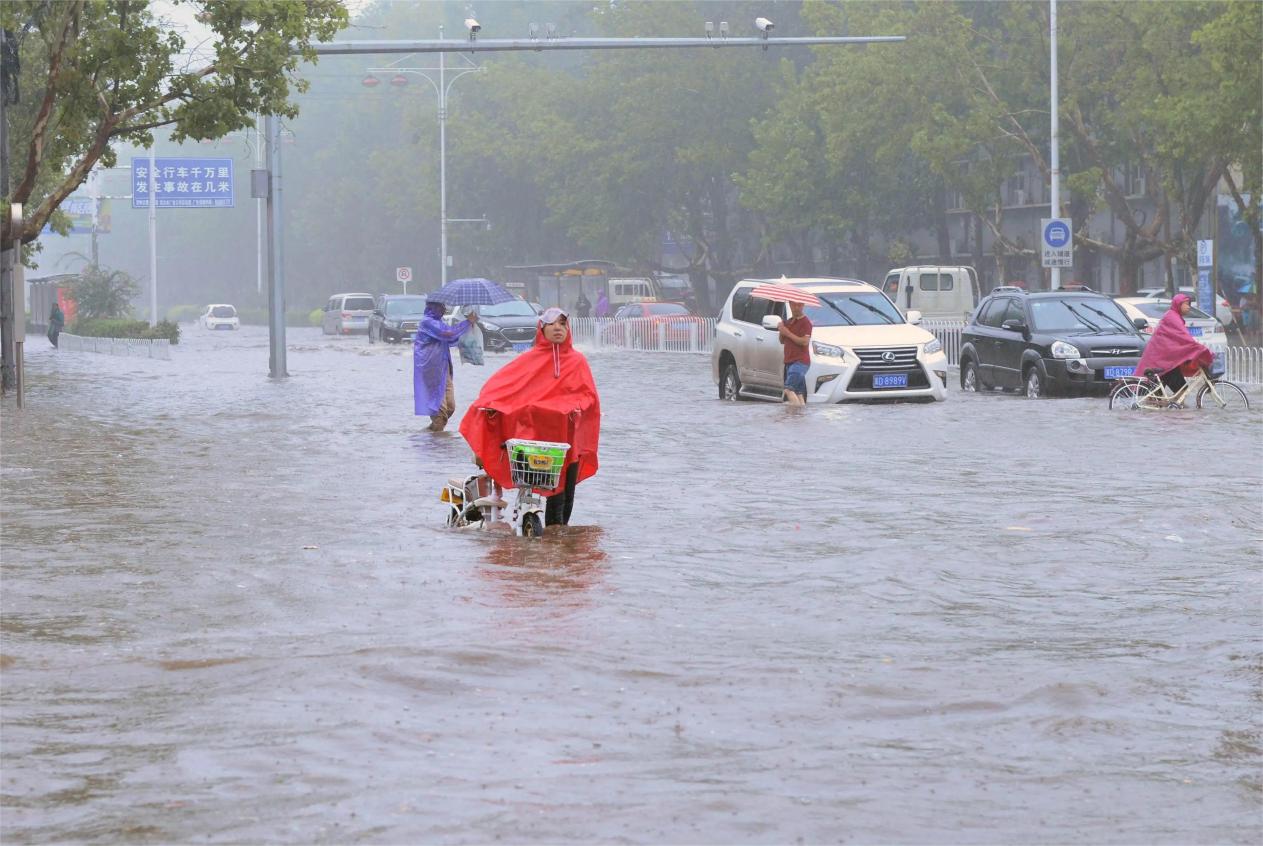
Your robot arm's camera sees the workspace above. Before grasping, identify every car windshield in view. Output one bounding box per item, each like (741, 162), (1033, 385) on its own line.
(1133, 301), (1213, 321)
(385, 298), (427, 317)
(646, 303), (689, 316)
(1030, 297), (1132, 333)
(344, 297), (375, 311)
(804, 292), (903, 327)
(210, 306), (235, 318)
(479, 300), (537, 318)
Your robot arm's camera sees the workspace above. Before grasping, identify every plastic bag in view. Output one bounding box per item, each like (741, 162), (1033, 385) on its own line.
(459, 322), (484, 366)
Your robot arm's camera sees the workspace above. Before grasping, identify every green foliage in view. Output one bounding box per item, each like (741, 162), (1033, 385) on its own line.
(71, 318), (180, 344)
(67, 264), (140, 319)
(165, 304), (204, 324)
(1, 0), (350, 250)
(233, 306), (316, 327)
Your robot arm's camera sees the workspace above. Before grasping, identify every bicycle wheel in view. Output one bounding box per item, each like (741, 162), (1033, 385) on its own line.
(1195, 379), (1250, 410)
(1109, 378), (1156, 410)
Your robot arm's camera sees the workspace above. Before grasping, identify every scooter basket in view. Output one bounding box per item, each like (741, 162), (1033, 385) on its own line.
(506, 439), (570, 489)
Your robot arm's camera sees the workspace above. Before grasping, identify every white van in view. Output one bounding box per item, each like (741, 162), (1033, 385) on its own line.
(607, 278), (657, 308)
(882, 266), (980, 320)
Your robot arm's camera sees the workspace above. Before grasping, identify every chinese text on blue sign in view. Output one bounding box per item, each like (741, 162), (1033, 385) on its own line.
(132, 158), (234, 208)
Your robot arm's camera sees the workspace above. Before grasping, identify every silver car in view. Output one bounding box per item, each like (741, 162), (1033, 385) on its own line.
(321, 292), (376, 335)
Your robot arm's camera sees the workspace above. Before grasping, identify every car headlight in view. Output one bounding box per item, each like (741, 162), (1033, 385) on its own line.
(812, 340), (846, 359)
(481, 321), (501, 331)
(1051, 340), (1081, 359)
(923, 338), (943, 355)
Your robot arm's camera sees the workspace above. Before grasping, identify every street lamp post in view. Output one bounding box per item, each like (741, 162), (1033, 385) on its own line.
(365, 25), (483, 287)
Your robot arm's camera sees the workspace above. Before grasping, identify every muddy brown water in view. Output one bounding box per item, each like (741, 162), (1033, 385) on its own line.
(2, 326), (1260, 844)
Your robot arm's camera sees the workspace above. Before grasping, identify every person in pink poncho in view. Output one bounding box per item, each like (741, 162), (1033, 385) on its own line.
(1133, 293), (1214, 394)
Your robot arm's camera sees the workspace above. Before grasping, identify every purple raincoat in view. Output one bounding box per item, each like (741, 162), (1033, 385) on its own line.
(413, 311), (470, 416)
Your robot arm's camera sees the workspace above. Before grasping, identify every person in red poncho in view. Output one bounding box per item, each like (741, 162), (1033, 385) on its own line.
(460, 307), (600, 527)
(1133, 293), (1214, 394)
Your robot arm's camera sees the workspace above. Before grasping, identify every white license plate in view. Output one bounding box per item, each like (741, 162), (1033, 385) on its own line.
(1104, 366), (1132, 380)
(873, 373), (908, 389)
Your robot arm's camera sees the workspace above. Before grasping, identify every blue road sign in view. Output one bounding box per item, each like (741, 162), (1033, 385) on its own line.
(1044, 219), (1070, 248)
(132, 157), (234, 208)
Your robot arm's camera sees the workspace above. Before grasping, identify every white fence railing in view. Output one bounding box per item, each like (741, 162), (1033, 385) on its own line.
(921, 320), (1263, 385)
(570, 317), (715, 354)
(59, 333), (171, 360)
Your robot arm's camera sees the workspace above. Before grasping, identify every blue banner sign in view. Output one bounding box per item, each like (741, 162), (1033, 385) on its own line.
(1197, 268), (1214, 317)
(132, 157), (234, 208)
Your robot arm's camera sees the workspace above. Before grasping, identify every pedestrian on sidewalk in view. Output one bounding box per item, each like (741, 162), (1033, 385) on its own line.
(414, 298), (471, 432)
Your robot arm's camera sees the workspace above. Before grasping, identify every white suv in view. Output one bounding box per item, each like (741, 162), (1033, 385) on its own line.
(711, 278), (949, 403)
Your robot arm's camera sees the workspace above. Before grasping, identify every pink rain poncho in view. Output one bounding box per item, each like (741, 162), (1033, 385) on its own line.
(1133, 293), (1213, 377)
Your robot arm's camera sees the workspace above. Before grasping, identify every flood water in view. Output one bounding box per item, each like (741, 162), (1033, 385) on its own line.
(3, 325), (1261, 844)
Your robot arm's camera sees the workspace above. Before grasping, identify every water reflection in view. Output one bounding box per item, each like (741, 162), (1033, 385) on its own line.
(476, 525), (608, 609)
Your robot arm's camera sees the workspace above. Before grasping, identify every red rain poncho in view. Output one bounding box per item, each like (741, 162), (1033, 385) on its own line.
(1133, 293), (1213, 377)
(459, 323), (600, 493)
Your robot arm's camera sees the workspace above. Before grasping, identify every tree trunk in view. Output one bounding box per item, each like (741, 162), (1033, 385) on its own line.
(934, 182), (951, 265)
(973, 213), (986, 290)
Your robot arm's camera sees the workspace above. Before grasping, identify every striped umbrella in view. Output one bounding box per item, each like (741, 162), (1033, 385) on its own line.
(749, 284), (822, 307)
(429, 277), (516, 307)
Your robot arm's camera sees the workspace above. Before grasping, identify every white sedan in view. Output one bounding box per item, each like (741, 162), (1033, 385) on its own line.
(199, 304), (240, 330)
(1135, 286), (1234, 328)
(1114, 297), (1227, 347)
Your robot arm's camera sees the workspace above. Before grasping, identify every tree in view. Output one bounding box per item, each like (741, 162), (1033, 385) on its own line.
(67, 260), (139, 319)
(1, 0), (349, 251)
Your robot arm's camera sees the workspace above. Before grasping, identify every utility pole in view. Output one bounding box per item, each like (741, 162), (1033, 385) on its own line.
(1, 27), (16, 395)
(1049, 0), (1061, 292)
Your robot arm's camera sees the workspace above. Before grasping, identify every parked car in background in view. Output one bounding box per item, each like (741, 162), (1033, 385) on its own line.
(470, 298), (540, 352)
(882, 266), (981, 320)
(1136, 286), (1234, 328)
(368, 295), (427, 343)
(601, 302), (710, 349)
(959, 287), (1146, 398)
(1114, 297), (1227, 348)
(199, 304), (239, 330)
(321, 292), (376, 335)
(712, 278), (949, 403)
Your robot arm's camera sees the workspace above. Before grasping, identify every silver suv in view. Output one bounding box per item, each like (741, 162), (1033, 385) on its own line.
(321, 292), (376, 335)
(711, 278), (950, 403)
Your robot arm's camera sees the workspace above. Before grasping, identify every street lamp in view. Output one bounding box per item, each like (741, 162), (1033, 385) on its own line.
(363, 25), (484, 286)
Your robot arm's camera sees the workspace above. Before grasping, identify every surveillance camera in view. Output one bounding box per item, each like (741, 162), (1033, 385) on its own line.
(755, 17), (774, 32)
(465, 18), (481, 33)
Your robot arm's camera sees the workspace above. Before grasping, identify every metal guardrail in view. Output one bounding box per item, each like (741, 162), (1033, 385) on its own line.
(922, 320), (1263, 385)
(570, 317), (715, 354)
(59, 333), (172, 360)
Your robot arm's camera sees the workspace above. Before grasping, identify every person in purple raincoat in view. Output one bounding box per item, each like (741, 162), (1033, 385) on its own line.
(414, 299), (471, 432)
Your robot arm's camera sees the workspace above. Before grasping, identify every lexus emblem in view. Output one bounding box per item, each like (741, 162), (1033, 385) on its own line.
(881, 351), (897, 362)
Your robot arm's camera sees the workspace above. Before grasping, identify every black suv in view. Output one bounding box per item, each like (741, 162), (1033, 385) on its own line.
(959, 287), (1148, 397)
(368, 295), (428, 343)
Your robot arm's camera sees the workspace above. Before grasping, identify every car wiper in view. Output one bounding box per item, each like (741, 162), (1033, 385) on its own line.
(848, 298), (897, 324)
(1061, 301), (1101, 331)
(1081, 303), (1130, 333)
(822, 299), (857, 325)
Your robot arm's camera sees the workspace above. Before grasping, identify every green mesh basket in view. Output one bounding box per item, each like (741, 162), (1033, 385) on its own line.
(505, 439), (570, 488)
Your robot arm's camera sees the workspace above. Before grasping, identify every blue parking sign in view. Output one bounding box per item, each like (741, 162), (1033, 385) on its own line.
(132, 157), (234, 208)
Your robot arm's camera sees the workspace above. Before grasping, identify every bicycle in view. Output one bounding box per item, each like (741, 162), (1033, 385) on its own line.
(1108, 364), (1250, 411)
(441, 438), (571, 538)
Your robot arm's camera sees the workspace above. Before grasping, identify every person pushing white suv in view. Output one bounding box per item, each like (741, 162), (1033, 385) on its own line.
(712, 277), (949, 403)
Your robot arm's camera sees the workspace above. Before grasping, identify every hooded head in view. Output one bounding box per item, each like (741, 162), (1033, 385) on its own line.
(424, 299), (447, 320)
(1170, 293), (1192, 316)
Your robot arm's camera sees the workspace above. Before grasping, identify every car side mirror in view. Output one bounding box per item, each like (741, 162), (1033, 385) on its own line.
(761, 314), (782, 331)
(906, 309), (923, 325)
(1001, 318), (1028, 334)
(1132, 317), (1148, 331)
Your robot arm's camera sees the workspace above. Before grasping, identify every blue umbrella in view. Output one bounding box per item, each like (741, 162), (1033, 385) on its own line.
(429, 277), (515, 306)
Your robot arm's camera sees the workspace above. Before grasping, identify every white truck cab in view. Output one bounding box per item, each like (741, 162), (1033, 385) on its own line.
(882, 266), (980, 320)
(607, 278), (657, 308)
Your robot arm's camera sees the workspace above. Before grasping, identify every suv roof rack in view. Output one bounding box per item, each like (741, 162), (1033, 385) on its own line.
(990, 285), (1027, 295)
